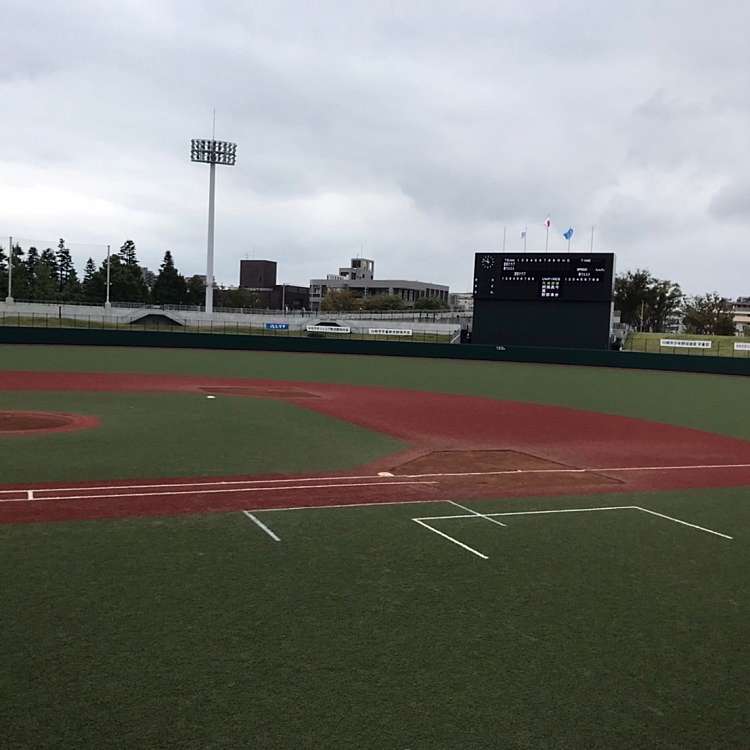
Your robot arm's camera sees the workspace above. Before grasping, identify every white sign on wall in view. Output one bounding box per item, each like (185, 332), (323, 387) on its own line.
(734, 342), (750, 351)
(305, 325), (351, 334)
(659, 338), (712, 349)
(368, 328), (413, 336)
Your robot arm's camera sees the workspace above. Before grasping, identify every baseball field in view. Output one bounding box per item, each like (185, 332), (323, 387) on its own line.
(2, 344), (749, 748)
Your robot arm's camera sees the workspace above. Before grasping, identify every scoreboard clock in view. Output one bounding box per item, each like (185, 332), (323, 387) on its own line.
(472, 252), (616, 349)
(473, 253), (615, 302)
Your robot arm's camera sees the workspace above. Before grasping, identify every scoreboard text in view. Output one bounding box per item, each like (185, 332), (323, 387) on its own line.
(473, 253), (615, 303)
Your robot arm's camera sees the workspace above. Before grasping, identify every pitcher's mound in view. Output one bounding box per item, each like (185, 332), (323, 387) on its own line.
(0, 411), (98, 436)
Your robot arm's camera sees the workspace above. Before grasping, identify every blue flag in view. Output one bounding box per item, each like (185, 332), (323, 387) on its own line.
(563, 227), (574, 240)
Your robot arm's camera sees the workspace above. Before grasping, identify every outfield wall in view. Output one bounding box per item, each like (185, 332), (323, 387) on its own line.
(1, 326), (749, 377)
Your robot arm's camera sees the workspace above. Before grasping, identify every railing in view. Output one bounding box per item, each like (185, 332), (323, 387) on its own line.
(0, 311), (460, 345)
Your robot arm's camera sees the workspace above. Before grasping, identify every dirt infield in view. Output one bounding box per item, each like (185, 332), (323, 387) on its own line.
(2, 370), (750, 524)
(0, 411), (98, 436)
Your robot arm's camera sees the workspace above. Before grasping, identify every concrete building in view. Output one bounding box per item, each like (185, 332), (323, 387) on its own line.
(732, 297), (750, 334)
(238, 260), (309, 310)
(309, 258), (449, 310)
(449, 292), (474, 312)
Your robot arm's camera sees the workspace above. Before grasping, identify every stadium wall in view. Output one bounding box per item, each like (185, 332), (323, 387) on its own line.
(1, 327), (749, 377)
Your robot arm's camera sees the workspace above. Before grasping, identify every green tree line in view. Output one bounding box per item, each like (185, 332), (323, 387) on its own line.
(614, 269), (736, 335)
(320, 289), (448, 312)
(0, 240), (258, 308)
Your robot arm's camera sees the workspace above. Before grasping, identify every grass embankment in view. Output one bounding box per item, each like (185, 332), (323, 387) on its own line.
(625, 331), (750, 357)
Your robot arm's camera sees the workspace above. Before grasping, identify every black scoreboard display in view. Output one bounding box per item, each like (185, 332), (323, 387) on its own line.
(472, 252), (615, 349)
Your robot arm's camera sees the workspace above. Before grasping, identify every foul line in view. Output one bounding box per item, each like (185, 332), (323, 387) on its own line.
(412, 519), (488, 560)
(242, 511), (281, 541)
(2, 461), (750, 498)
(0, 480), (437, 504)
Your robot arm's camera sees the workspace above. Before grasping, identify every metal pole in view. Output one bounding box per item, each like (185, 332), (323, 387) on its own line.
(502, 226), (506, 252)
(104, 244), (111, 309)
(206, 161), (216, 314)
(545, 226), (549, 253)
(6, 235), (12, 302)
(590, 226), (595, 253)
(523, 226), (527, 253)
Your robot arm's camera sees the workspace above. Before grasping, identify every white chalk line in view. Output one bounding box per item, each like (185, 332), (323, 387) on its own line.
(633, 506), (734, 540)
(414, 505), (733, 541)
(412, 519), (489, 560)
(0, 480), (437, 504)
(242, 511), (281, 542)
(447, 500), (507, 527)
(2, 461), (750, 497)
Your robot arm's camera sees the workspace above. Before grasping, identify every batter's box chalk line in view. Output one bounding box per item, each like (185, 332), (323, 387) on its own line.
(411, 504), (733, 560)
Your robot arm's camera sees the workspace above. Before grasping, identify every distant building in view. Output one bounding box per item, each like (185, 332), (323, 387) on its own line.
(238, 260), (309, 310)
(449, 292), (473, 312)
(732, 297), (750, 335)
(309, 258), (449, 310)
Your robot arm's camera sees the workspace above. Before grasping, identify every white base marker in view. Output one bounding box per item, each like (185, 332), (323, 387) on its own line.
(242, 510), (281, 541)
(377, 471), (394, 477)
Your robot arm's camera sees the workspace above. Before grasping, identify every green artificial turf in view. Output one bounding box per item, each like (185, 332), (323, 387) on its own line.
(0, 391), (403, 483)
(0, 344), (749, 439)
(2, 487), (749, 749)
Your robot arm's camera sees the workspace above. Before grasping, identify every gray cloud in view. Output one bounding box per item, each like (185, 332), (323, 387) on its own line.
(1, 0), (750, 296)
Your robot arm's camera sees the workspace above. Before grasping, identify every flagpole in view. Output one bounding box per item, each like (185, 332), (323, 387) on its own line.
(590, 226), (595, 252)
(545, 225), (549, 253)
(523, 226), (527, 253)
(502, 226), (506, 252)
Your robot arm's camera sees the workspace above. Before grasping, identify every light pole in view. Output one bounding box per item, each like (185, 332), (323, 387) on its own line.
(5, 235), (13, 303)
(190, 138), (237, 314)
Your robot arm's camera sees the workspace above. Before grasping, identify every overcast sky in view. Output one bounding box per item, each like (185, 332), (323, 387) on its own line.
(2, 1), (749, 295)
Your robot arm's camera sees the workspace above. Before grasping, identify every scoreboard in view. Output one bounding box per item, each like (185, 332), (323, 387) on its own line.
(472, 252), (615, 349)
(473, 253), (615, 302)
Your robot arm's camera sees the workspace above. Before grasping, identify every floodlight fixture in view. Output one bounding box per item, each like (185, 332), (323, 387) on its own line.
(190, 137), (238, 313)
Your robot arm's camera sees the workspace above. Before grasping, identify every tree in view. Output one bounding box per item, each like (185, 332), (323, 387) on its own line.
(614, 269), (654, 329)
(361, 294), (406, 311)
(320, 289), (358, 312)
(9, 244), (30, 299)
(682, 293), (736, 335)
(0, 243), (7, 296)
(413, 296), (448, 311)
(119, 240), (139, 268)
(81, 258), (105, 303)
(644, 279), (683, 331)
(214, 287), (263, 309)
(151, 251), (186, 305)
(184, 275), (206, 306)
(40, 248), (58, 282)
(614, 269), (682, 331)
(24, 247), (40, 298)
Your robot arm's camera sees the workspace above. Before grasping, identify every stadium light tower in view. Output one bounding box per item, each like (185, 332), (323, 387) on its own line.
(190, 137), (237, 314)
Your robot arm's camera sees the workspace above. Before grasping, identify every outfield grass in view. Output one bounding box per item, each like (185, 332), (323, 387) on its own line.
(1, 344), (749, 440)
(625, 331), (750, 357)
(2, 345), (750, 748)
(0, 391), (403, 483)
(2, 487), (748, 748)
